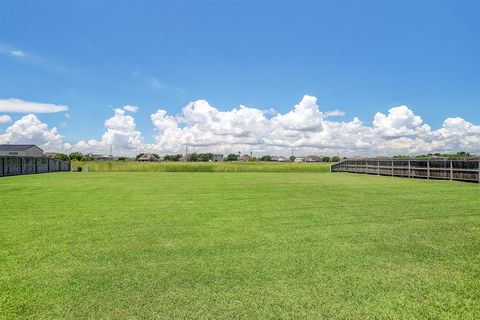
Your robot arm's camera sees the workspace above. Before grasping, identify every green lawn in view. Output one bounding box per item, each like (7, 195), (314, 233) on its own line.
(1, 172), (479, 319)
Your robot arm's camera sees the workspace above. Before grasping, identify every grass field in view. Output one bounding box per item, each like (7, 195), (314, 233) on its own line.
(71, 160), (332, 172)
(1, 172), (479, 319)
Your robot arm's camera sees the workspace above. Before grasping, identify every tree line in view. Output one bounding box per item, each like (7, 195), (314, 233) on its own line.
(393, 152), (474, 159)
(51, 152), (92, 161)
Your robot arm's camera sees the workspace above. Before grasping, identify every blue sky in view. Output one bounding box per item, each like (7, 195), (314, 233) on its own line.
(0, 0), (479, 155)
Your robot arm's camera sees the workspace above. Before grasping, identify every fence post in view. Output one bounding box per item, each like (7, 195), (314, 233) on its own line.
(377, 160), (380, 175)
(478, 160), (480, 183)
(427, 159), (430, 180)
(408, 160), (411, 178)
(391, 160), (394, 176)
(450, 160), (453, 181)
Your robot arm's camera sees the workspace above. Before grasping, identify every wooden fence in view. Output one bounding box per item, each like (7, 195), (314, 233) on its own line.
(0, 157), (70, 177)
(331, 158), (480, 183)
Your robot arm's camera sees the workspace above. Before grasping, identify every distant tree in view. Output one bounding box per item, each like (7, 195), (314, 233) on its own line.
(135, 153), (145, 160)
(260, 155), (272, 162)
(289, 156), (296, 162)
(456, 151), (471, 158)
(164, 154), (182, 161)
(54, 153), (69, 161)
(331, 156), (341, 162)
(80, 155), (92, 161)
(197, 153), (213, 162)
(69, 152), (83, 161)
(226, 153), (239, 161)
(248, 157), (258, 162)
(187, 153), (198, 162)
(322, 156), (331, 162)
(117, 156), (128, 161)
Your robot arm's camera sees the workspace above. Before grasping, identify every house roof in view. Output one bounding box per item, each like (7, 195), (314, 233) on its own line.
(0, 144), (41, 151)
(180, 154), (192, 161)
(138, 153), (158, 159)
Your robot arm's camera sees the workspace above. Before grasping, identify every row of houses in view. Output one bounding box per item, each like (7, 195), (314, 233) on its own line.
(137, 153), (225, 162)
(2, 144), (331, 164)
(137, 153), (328, 162)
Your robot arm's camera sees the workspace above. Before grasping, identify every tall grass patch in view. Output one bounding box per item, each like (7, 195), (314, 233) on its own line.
(71, 161), (332, 173)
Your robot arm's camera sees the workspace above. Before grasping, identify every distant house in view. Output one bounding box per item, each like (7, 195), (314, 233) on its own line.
(180, 154), (192, 162)
(212, 154), (224, 162)
(294, 157), (305, 163)
(271, 156), (288, 162)
(87, 153), (115, 161)
(0, 144), (44, 157)
(305, 155), (322, 162)
(137, 153), (160, 162)
(238, 155), (251, 162)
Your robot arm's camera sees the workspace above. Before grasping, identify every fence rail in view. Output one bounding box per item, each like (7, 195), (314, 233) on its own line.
(0, 157), (70, 177)
(331, 158), (480, 183)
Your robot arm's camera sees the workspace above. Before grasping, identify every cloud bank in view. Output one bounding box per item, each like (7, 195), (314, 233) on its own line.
(1, 95), (479, 157)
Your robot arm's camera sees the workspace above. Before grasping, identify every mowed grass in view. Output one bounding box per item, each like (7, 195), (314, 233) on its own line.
(71, 160), (332, 172)
(1, 172), (479, 319)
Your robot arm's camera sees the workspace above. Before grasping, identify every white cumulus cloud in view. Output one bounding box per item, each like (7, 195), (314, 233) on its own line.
(0, 114), (67, 151)
(72, 108), (144, 154)
(271, 95), (324, 132)
(373, 105), (431, 138)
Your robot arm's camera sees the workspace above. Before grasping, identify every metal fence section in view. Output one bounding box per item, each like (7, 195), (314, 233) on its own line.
(331, 158), (480, 183)
(0, 157), (70, 177)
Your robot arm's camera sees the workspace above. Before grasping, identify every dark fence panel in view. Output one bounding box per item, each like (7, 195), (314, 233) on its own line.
(22, 158), (36, 174)
(0, 156), (70, 177)
(37, 158), (49, 173)
(332, 158), (480, 183)
(4, 158), (22, 176)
